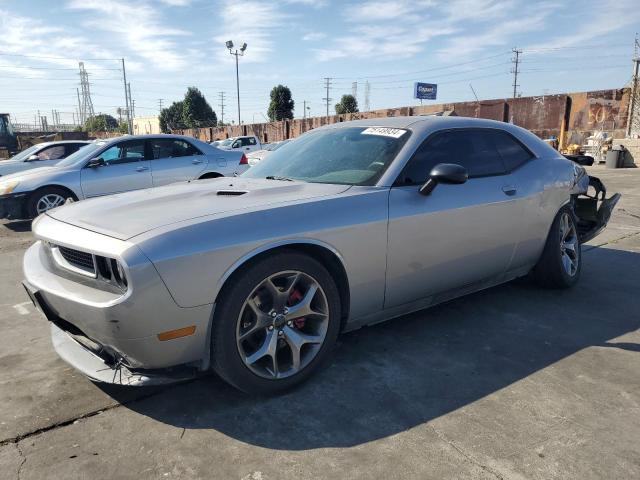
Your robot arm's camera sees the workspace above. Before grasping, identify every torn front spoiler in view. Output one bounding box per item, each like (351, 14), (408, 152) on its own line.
(574, 175), (621, 244)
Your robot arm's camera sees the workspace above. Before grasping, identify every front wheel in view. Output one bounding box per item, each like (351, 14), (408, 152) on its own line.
(211, 251), (341, 394)
(533, 206), (581, 288)
(27, 187), (75, 218)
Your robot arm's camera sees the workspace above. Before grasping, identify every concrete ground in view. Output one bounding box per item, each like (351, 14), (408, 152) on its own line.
(0, 166), (639, 480)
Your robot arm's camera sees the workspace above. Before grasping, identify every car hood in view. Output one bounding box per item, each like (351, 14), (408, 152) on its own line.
(0, 166), (61, 181)
(47, 178), (351, 240)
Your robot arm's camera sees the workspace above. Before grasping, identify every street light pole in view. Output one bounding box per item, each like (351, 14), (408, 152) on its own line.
(227, 40), (247, 127)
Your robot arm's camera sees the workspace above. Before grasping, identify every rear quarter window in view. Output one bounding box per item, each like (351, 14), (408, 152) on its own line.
(491, 131), (534, 171)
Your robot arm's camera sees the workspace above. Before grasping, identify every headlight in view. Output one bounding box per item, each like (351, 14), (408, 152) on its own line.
(0, 180), (19, 195)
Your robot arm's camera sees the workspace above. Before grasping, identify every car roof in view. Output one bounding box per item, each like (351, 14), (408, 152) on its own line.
(318, 115), (524, 134)
(91, 134), (200, 144)
(34, 140), (92, 147)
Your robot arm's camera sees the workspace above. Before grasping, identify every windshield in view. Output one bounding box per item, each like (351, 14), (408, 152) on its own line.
(55, 142), (104, 167)
(218, 138), (234, 147)
(242, 127), (410, 185)
(8, 144), (40, 162)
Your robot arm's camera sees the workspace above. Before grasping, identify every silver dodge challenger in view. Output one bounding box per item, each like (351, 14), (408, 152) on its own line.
(22, 117), (620, 393)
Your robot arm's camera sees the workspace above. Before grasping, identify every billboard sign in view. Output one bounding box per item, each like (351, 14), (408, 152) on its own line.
(414, 82), (437, 100)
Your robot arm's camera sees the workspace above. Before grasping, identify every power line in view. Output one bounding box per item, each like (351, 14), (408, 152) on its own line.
(0, 51), (122, 61)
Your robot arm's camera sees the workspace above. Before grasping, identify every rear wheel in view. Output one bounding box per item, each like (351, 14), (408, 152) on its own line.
(27, 187), (76, 218)
(212, 251), (341, 394)
(533, 206), (581, 288)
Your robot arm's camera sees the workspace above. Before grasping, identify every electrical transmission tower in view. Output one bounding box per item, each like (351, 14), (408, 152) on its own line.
(219, 91), (226, 125)
(364, 81), (370, 111)
(323, 77), (333, 118)
(352, 81), (358, 101)
(511, 47), (522, 98)
(78, 62), (95, 124)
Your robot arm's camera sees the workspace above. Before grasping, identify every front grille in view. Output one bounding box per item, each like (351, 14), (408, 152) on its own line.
(58, 246), (95, 273)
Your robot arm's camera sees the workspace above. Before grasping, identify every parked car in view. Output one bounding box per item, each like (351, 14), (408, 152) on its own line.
(247, 139), (292, 166)
(0, 134), (248, 219)
(22, 117), (619, 394)
(216, 135), (262, 153)
(0, 141), (90, 177)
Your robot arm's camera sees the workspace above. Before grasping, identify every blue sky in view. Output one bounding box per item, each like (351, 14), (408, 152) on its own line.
(0, 0), (638, 126)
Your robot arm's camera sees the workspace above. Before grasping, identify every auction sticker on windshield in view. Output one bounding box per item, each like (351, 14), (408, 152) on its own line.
(361, 127), (407, 138)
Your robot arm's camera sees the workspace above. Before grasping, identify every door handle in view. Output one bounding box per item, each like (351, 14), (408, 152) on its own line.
(502, 185), (517, 196)
(135, 166), (149, 172)
(192, 159), (203, 165)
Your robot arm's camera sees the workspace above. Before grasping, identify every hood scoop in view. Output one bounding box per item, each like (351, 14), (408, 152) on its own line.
(216, 189), (247, 196)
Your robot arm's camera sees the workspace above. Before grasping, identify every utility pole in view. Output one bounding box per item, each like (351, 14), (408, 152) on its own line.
(364, 81), (370, 111)
(158, 98), (164, 114)
(121, 58), (132, 134)
(127, 83), (134, 119)
(303, 100), (307, 119)
(626, 34), (640, 137)
(218, 91), (226, 125)
(323, 77), (333, 118)
(511, 47), (522, 98)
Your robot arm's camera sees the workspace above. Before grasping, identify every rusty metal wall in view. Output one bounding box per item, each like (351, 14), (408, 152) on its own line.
(175, 88), (630, 144)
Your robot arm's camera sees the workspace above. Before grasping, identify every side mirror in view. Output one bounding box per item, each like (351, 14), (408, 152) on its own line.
(27, 154), (39, 161)
(86, 157), (106, 168)
(419, 163), (468, 196)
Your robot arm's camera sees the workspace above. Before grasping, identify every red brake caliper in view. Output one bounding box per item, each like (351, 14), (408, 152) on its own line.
(288, 289), (306, 329)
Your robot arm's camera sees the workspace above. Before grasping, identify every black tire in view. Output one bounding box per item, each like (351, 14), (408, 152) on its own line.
(533, 205), (581, 289)
(27, 186), (76, 218)
(211, 250), (341, 394)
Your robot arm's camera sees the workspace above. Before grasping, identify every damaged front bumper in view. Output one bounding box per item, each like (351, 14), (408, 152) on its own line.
(574, 175), (621, 243)
(0, 191), (29, 219)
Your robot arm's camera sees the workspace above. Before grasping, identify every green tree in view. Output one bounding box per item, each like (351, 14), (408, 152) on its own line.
(159, 101), (186, 133)
(84, 114), (118, 132)
(118, 121), (129, 134)
(267, 84), (294, 121)
(335, 94), (359, 114)
(182, 87), (217, 128)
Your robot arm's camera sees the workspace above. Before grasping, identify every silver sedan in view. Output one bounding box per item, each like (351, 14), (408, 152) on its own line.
(0, 134), (248, 219)
(22, 117), (620, 393)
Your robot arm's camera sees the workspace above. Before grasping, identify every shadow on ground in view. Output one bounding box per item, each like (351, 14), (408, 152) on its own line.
(102, 246), (640, 451)
(1, 220), (31, 232)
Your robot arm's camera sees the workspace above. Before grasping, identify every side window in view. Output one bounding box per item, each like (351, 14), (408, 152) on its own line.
(98, 140), (146, 165)
(453, 130), (505, 177)
(37, 145), (66, 160)
(150, 139), (202, 159)
(398, 132), (457, 185)
(397, 129), (506, 185)
(65, 143), (84, 156)
(490, 131), (534, 171)
(176, 140), (202, 156)
(247, 137), (257, 146)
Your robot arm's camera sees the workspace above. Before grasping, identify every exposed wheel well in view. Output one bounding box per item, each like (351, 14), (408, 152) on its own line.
(198, 172), (223, 179)
(31, 185), (78, 199)
(216, 244), (351, 330)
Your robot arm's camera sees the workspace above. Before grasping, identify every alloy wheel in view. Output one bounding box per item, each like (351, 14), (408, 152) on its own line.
(235, 270), (329, 379)
(36, 193), (66, 215)
(559, 212), (579, 276)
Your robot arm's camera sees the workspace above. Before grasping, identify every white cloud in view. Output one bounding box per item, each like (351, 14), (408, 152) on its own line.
(67, 0), (190, 71)
(213, 1), (288, 64)
(159, 0), (192, 5)
(302, 32), (327, 41)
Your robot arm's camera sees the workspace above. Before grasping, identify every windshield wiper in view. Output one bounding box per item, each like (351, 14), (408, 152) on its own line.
(265, 175), (295, 182)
